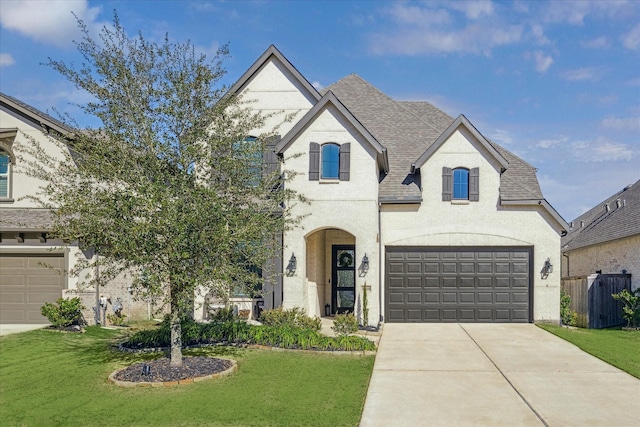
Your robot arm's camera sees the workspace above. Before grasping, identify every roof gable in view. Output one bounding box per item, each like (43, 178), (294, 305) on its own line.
(276, 91), (389, 173)
(227, 45), (321, 103)
(414, 114), (509, 171)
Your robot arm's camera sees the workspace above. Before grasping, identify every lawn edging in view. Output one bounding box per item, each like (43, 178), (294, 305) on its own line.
(108, 358), (238, 388)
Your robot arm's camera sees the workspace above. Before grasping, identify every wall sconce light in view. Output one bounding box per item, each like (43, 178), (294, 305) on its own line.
(541, 258), (553, 279)
(286, 253), (297, 275)
(359, 253), (370, 277)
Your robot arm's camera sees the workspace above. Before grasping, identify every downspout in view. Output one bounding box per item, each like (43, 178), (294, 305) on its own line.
(562, 251), (570, 278)
(378, 202), (383, 324)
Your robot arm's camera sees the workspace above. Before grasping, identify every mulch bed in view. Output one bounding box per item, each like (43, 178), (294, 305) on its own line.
(113, 356), (233, 383)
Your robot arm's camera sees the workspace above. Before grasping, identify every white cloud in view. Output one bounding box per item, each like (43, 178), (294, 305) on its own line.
(541, 1), (631, 25)
(572, 138), (634, 162)
(536, 136), (567, 149)
(0, 53), (15, 67)
(581, 36), (611, 49)
(530, 24), (550, 45)
(312, 81), (324, 90)
(560, 67), (604, 82)
(525, 50), (553, 73)
(369, 3), (522, 56)
(0, 0), (104, 48)
(622, 23), (640, 51)
(490, 128), (513, 145)
(601, 117), (640, 131)
(447, 0), (495, 20)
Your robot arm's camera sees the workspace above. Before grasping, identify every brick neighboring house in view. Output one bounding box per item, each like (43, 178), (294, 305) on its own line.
(562, 179), (640, 291)
(0, 93), (150, 324)
(226, 45), (569, 324)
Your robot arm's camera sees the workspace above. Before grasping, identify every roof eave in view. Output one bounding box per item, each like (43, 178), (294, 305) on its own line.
(226, 45), (321, 102)
(276, 91), (388, 172)
(501, 198), (569, 233)
(414, 114), (509, 170)
(1, 94), (75, 138)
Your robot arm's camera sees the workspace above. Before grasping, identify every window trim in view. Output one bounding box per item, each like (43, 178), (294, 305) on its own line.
(0, 149), (14, 202)
(452, 167), (470, 200)
(320, 143), (340, 180)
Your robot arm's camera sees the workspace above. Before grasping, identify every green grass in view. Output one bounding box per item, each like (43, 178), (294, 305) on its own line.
(538, 324), (640, 378)
(0, 327), (374, 426)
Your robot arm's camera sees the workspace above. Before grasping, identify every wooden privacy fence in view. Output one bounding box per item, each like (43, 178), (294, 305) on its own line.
(561, 274), (631, 329)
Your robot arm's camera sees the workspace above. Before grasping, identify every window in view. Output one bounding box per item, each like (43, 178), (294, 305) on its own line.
(309, 142), (350, 181)
(0, 151), (11, 199)
(453, 168), (469, 199)
(321, 143), (340, 179)
(442, 167), (479, 202)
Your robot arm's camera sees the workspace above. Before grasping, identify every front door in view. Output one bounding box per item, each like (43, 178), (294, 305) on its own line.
(332, 245), (356, 314)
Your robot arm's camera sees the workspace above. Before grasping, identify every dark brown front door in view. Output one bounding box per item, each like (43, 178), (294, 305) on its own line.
(332, 245), (356, 314)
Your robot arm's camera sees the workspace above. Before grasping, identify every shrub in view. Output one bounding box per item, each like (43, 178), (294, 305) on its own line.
(332, 312), (359, 336)
(260, 307), (321, 331)
(208, 306), (237, 323)
(106, 313), (127, 326)
(123, 318), (376, 352)
(560, 289), (577, 326)
(40, 297), (85, 328)
(612, 288), (640, 327)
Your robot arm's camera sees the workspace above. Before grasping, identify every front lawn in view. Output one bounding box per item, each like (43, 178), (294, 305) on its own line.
(538, 324), (640, 379)
(0, 327), (374, 426)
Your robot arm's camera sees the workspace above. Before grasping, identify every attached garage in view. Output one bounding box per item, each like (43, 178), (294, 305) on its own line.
(385, 247), (532, 323)
(0, 253), (66, 324)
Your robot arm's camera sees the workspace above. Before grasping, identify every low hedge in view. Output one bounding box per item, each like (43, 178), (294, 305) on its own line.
(122, 318), (375, 352)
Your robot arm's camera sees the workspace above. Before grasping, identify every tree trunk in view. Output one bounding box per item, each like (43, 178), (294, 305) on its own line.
(169, 294), (183, 367)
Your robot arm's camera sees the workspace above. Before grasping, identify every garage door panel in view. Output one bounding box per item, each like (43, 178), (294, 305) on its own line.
(0, 254), (65, 324)
(406, 277), (421, 289)
(385, 247), (531, 323)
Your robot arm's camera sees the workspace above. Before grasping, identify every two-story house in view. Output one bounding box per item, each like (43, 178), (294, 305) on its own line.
(230, 45), (568, 324)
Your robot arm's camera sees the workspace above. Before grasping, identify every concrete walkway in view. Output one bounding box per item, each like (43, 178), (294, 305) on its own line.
(360, 323), (640, 427)
(0, 324), (48, 336)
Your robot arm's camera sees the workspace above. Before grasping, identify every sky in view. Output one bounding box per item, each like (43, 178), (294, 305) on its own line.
(1, 0), (638, 222)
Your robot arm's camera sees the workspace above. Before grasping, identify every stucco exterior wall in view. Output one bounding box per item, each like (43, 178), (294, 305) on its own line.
(380, 129), (562, 323)
(238, 57), (316, 138)
(563, 234), (640, 291)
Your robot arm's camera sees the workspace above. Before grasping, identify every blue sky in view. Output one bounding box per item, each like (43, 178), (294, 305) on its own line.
(1, 0), (638, 221)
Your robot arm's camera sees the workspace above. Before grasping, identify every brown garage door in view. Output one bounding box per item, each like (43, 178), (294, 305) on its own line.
(0, 253), (65, 324)
(386, 247), (532, 323)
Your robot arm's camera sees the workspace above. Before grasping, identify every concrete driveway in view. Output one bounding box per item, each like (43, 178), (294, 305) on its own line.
(360, 323), (640, 427)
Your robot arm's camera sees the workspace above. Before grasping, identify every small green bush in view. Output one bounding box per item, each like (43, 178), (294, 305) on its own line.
(208, 306), (237, 323)
(40, 297), (85, 328)
(260, 307), (322, 331)
(106, 313), (127, 326)
(612, 288), (640, 327)
(560, 289), (577, 326)
(332, 312), (359, 336)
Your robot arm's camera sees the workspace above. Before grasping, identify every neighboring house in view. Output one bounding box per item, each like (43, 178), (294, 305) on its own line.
(0, 93), (144, 324)
(562, 180), (640, 291)
(227, 45), (568, 324)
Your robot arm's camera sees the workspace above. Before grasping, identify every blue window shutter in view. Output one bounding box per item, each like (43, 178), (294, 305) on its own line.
(442, 167), (452, 201)
(339, 143), (350, 181)
(309, 142), (320, 181)
(469, 167), (479, 201)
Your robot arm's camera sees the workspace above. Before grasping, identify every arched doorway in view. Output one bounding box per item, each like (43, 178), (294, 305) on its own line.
(305, 228), (355, 316)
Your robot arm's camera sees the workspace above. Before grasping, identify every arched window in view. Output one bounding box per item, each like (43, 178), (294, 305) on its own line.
(453, 168), (469, 200)
(321, 143), (340, 179)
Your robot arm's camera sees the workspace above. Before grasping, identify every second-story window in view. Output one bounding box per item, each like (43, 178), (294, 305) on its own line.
(321, 143), (340, 179)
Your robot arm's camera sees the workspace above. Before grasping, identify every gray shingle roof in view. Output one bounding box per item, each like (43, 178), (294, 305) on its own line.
(562, 179), (640, 252)
(323, 74), (544, 203)
(0, 209), (54, 232)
